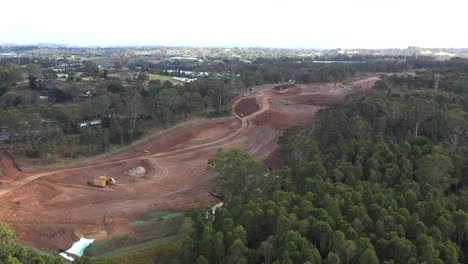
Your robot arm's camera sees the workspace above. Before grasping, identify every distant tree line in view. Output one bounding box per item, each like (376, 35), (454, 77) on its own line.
(377, 57), (468, 94)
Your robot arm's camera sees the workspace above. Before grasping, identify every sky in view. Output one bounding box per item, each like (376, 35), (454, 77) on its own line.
(0, 0), (467, 49)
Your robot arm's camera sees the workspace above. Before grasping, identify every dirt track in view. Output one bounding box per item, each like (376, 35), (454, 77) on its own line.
(0, 77), (380, 252)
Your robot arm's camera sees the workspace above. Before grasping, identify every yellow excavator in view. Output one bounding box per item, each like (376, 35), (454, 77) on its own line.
(88, 176), (117, 187)
(334, 82), (345, 88)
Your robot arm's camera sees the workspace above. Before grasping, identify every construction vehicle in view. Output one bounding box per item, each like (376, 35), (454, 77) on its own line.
(334, 82), (345, 88)
(135, 150), (150, 155)
(87, 176), (117, 187)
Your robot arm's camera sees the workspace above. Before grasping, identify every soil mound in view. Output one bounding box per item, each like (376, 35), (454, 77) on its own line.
(0, 150), (21, 177)
(235, 98), (260, 117)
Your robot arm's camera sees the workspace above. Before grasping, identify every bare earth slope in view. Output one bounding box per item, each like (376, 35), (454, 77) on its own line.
(0, 77), (379, 252)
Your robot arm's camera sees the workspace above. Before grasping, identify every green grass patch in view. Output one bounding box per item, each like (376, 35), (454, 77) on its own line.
(147, 211), (184, 220)
(147, 74), (181, 85)
(86, 235), (140, 256)
(86, 211), (191, 258)
(92, 240), (183, 264)
(129, 211), (188, 236)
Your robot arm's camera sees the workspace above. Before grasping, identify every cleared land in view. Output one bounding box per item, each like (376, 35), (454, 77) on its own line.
(0, 77), (379, 253)
(148, 73), (182, 84)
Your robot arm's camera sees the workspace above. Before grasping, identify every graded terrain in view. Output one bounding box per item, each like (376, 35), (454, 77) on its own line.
(0, 77), (379, 252)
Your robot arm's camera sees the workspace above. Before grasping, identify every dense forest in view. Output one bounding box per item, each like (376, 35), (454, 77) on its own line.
(180, 61), (468, 264)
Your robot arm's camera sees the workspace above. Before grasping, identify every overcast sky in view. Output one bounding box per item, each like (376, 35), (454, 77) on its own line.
(0, 0), (467, 49)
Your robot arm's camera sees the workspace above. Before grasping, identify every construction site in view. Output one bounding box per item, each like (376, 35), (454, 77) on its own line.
(0, 77), (380, 254)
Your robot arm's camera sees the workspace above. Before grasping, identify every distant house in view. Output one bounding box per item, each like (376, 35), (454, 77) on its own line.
(41, 118), (55, 124)
(172, 77), (196, 83)
(116, 71), (133, 75)
(78, 120), (101, 128)
(169, 56), (200, 62)
(89, 120), (102, 126)
(180, 70), (194, 76)
(39, 96), (49, 101)
(79, 90), (92, 98)
(197, 72), (210, 77)
(0, 53), (16, 57)
(164, 70), (210, 77)
(57, 73), (69, 78)
(95, 78), (106, 83)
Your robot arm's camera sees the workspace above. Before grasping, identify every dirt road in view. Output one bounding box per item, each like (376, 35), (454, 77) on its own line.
(0, 77), (380, 252)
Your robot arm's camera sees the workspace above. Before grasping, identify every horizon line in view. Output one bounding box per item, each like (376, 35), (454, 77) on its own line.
(1, 43), (466, 51)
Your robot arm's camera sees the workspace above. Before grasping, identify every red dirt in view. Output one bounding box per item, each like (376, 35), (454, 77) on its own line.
(144, 119), (239, 153)
(263, 147), (283, 171)
(286, 94), (343, 106)
(271, 86), (302, 96)
(350, 76), (380, 94)
(273, 84), (296, 91)
(0, 76), (381, 253)
(0, 150), (22, 178)
(252, 110), (290, 130)
(234, 98), (260, 117)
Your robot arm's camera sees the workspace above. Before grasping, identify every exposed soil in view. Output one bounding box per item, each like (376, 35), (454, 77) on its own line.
(285, 94), (343, 106)
(234, 98), (260, 117)
(273, 84), (296, 91)
(271, 86), (302, 96)
(263, 147), (283, 171)
(0, 76), (381, 253)
(252, 110), (290, 130)
(0, 150), (22, 179)
(144, 119), (239, 153)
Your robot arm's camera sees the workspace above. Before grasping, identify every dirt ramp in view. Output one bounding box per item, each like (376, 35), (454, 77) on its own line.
(235, 98), (260, 117)
(142, 119), (237, 154)
(0, 150), (21, 177)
